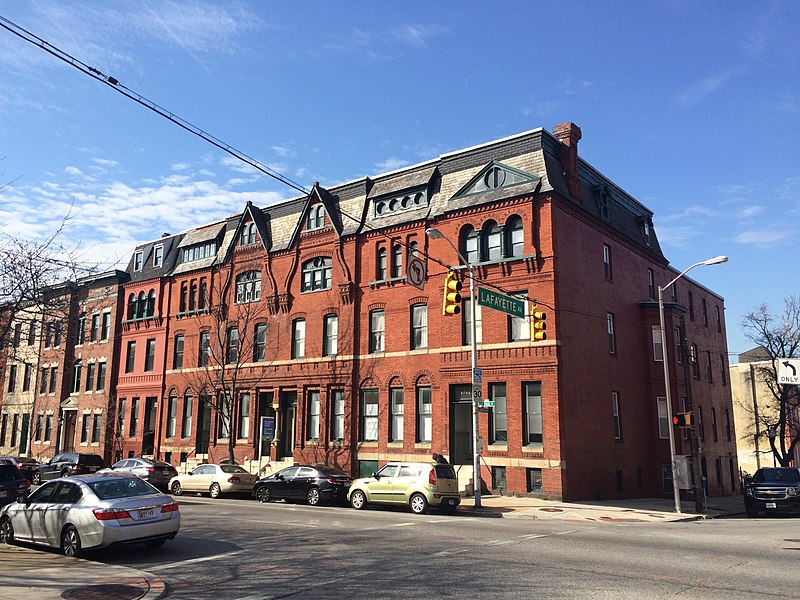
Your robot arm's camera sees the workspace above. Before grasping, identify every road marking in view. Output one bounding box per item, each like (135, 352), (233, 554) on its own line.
(148, 549), (244, 572)
(432, 549), (469, 557)
(520, 534), (549, 540)
(555, 529), (581, 535)
(390, 522), (418, 527)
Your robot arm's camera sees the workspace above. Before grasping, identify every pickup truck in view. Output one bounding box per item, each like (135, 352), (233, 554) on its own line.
(743, 467), (800, 517)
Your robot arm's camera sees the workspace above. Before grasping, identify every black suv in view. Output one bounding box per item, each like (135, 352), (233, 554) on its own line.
(743, 467), (800, 517)
(32, 452), (106, 484)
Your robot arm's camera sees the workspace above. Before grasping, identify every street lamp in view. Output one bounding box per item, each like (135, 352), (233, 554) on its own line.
(426, 227), (482, 509)
(659, 255), (727, 513)
(768, 426), (777, 467)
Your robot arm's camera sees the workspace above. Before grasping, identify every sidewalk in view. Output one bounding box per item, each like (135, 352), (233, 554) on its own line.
(0, 543), (166, 600)
(462, 493), (746, 522)
(0, 494), (744, 599)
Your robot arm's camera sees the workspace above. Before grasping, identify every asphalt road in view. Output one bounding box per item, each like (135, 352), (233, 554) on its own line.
(81, 495), (800, 599)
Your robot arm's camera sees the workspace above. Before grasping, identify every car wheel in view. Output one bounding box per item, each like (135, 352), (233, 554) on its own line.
(61, 526), (82, 557)
(0, 517), (15, 545)
(209, 483), (222, 498)
(256, 487), (271, 503)
(32, 472), (41, 485)
(306, 487), (321, 506)
(350, 489), (367, 510)
(144, 538), (165, 550)
(170, 481), (183, 496)
(409, 493), (428, 515)
(60, 469), (70, 478)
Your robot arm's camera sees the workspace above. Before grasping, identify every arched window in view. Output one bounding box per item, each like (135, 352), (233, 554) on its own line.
(127, 294), (136, 320)
(307, 205), (326, 230)
(146, 290), (156, 317)
(136, 291), (146, 319)
(376, 248), (387, 280)
(189, 282), (198, 311)
(236, 271), (262, 303)
(301, 257), (332, 292)
(506, 216), (524, 257)
(199, 279), (207, 309)
(240, 222), (257, 246)
(179, 284), (188, 313)
(408, 241), (419, 258)
(462, 226), (479, 265)
(392, 244), (403, 278)
(485, 221), (502, 261)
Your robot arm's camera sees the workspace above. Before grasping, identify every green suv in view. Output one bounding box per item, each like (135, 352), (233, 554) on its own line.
(348, 461), (461, 515)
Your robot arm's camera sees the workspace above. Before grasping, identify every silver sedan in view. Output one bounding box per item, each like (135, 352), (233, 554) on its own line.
(0, 472), (180, 557)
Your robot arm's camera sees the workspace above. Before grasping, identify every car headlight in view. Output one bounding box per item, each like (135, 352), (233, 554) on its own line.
(746, 488), (754, 497)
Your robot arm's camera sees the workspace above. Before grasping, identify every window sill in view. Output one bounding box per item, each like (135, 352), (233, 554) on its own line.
(522, 444), (544, 452)
(414, 442), (431, 448)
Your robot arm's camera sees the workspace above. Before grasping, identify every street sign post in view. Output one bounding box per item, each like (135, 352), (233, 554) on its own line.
(477, 287), (524, 318)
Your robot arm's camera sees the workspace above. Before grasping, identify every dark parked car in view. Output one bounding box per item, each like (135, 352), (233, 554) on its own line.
(0, 456), (39, 482)
(0, 463), (31, 506)
(743, 467), (800, 517)
(33, 453), (106, 484)
(253, 465), (352, 506)
(103, 458), (178, 490)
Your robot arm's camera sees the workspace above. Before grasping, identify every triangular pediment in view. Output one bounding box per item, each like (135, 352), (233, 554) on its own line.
(454, 161), (538, 198)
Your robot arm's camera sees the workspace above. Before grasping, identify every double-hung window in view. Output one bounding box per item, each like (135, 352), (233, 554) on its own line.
(167, 395), (177, 438)
(292, 319), (306, 359)
(360, 389), (379, 442)
(182, 396), (193, 438)
(173, 334), (184, 369)
(652, 325), (664, 361)
(226, 327), (239, 364)
(199, 331), (210, 367)
(369, 309), (384, 353)
(390, 387), (404, 442)
(410, 304), (427, 349)
(323, 314), (338, 356)
(612, 392), (622, 440)
(331, 390), (345, 442)
(607, 313), (616, 354)
(657, 397), (669, 439)
(239, 394), (250, 439)
(144, 339), (156, 372)
(235, 271), (261, 303)
(463, 299), (482, 346)
(416, 386), (432, 443)
(523, 382), (543, 445)
(254, 324), (267, 361)
(306, 391), (320, 440)
(490, 383), (507, 443)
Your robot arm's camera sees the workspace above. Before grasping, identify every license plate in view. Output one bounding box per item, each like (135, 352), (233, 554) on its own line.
(766, 502), (777, 509)
(138, 509), (155, 519)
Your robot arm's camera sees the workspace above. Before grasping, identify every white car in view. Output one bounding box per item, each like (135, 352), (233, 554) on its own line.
(0, 472), (180, 557)
(168, 463), (257, 498)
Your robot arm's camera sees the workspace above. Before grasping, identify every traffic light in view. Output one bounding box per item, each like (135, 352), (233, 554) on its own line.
(672, 412), (693, 428)
(531, 304), (547, 340)
(442, 270), (462, 316)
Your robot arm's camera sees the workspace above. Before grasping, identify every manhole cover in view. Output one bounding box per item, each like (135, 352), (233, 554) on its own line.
(539, 507), (564, 513)
(62, 584), (144, 600)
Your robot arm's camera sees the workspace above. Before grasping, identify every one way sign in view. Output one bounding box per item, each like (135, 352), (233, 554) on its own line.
(778, 358), (800, 385)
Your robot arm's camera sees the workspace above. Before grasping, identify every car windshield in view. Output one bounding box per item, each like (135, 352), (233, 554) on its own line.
(753, 468), (800, 484)
(220, 465), (248, 474)
(435, 465), (457, 479)
(89, 477), (160, 499)
(0, 465), (22, 481)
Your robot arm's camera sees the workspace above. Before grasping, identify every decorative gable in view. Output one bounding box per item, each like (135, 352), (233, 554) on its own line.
(454, 161), (538, 198)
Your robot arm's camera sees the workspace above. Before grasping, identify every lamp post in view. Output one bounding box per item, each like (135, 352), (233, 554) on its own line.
(658, 255), (727, 513)
(768, 426), (777, 467)
(426, 227), (481, 509)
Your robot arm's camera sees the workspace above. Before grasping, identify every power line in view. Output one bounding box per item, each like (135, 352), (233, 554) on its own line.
(0, 15), (309, 196)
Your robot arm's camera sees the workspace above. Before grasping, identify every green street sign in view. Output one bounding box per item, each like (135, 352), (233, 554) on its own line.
(477, 287), (524, 318)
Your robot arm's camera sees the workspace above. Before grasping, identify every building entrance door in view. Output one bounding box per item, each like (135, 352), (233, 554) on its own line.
(61, 410), (77, 452)
(450, 384), (473, 465)
(195, 396), (212, 455)
(278, 391), (296, 460)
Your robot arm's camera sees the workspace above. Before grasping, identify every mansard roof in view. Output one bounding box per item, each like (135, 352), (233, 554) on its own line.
(122, 123), (667, 275)
(126, 233), (184, 283)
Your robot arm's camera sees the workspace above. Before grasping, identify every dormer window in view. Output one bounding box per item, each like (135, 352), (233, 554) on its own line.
(153, 245), (163, 267)
(600, 192), (610, 220)
(133, 251), (143, 272)
(240, 222), (257, 246)
(307, 205), (326, 230)
(643, 221), (650, 246)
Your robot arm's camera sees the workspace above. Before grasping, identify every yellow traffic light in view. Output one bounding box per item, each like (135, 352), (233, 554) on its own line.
(531, 304), (547, 340)
(442, 271), (462, 316)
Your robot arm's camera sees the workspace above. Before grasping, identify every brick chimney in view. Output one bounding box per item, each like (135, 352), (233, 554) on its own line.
(552, 122), (582, 204)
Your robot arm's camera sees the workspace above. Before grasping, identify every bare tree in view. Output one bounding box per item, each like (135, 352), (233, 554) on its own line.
(180, 263), (277, 464)
(741, 296), (800, 467)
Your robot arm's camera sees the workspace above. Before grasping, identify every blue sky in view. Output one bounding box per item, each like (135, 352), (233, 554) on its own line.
(1, 1), (798, 360)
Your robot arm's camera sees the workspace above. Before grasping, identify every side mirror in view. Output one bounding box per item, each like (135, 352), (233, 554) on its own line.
(371, 472), (380, 480)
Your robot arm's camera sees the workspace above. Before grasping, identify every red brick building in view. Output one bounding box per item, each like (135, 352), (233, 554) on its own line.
(11, 122), (737, 502)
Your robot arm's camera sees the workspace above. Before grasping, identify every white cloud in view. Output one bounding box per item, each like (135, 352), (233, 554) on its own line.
(375, 158), (410, 173)
(674, 69), (738, 107)
(64, 166), (83, 176)
(736, 206), (764, 219)
(732, 229), (792, 246)
(393, 24), (449, 48)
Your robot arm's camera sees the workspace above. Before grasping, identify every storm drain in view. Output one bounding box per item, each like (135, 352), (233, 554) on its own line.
(61, 583), (144, 600)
